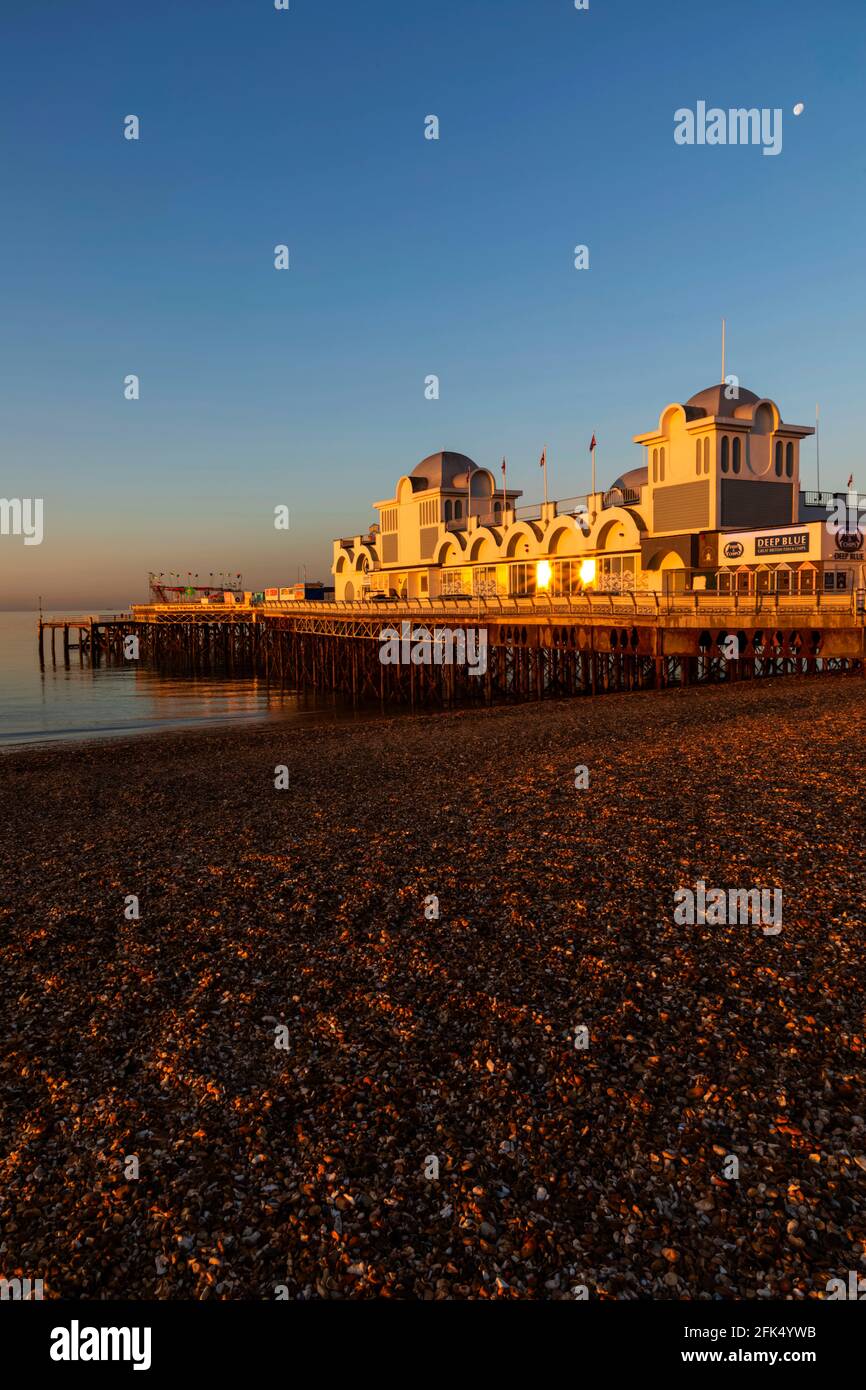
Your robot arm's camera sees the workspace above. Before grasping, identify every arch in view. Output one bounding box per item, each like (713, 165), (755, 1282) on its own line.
(433, 535), (465, 566)
(732, 437), (741, 473)
(444, 499), (452, 522)
(335, 555), (347, 574)
(504, 521), (543, 559)
(774, 441), (783, 476)
(344, 580), (355, 601)
(703, 437), (710, 473)
(695, 439), (701, 475)
(659, 446), (666, 482)
(752, 402), (775, 435)
(454, 499), (463, 520)
(469, 529), (500, 562)
(721, 436), (729, 473)
(652, 448), (658, 483)
(644, 547), (686, 572)
(785, 441), (794, 477)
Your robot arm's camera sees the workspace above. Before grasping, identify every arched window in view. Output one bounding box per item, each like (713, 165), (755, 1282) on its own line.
(721, 437), (729, 473)
(660, 447), (665, 482)
(732, 437), (741, 474)
(444, 500), (452, 521)
(652, 448), (658, 483)
(493, 499), (501, 517)
(454, 499), (462, 520)
(785, 442), (794, 478)
(703, 437), (710, 473)
(774, 441), (783, 477)
(695, 439), (701, 475)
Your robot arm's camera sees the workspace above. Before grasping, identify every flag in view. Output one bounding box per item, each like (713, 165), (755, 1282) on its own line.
(501, 457), (506, 476)
(539, 448), (546, 469)
(848, 474), (854, 489)
(589, 434), (597, 452)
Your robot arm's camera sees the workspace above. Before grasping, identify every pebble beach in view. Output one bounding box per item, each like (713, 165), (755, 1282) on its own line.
(1, 677), (864, 1300)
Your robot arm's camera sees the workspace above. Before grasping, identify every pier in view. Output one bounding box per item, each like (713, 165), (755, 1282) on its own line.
(36, 591), (866, 707)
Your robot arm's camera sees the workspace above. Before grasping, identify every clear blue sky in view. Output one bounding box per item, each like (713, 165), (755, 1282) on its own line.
(2, 0), (865, 607)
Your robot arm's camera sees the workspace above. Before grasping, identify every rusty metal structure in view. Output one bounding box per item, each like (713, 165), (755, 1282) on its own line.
(38, 592), (866, 706)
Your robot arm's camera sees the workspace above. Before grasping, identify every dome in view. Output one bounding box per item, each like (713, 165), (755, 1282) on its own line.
(410, 451), (479, 490)
(607, 466), (647, 493)
(685, 384), (760, 417)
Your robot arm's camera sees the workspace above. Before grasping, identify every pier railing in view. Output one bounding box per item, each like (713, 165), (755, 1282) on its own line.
(129, 590), (862, 623)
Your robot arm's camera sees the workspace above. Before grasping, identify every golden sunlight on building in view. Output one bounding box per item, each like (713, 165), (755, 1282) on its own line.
(330, 381), (863, 604)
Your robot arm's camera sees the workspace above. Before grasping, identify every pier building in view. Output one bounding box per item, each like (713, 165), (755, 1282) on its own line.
(331, 384), (860, 603)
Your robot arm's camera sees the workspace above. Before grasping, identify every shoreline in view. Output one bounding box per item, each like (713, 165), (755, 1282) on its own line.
(2, 676), (865, 1299)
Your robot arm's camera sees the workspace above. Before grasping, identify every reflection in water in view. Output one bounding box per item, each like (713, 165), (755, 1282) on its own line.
(1, 611), (356, 747)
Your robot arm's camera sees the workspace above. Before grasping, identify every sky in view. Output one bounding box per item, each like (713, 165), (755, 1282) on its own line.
(2, 0), (865, 608)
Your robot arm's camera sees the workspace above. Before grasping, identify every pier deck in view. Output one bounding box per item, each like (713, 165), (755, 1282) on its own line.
(38, 594), (866, 702)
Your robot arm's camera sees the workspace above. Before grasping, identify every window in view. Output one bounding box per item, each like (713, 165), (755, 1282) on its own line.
(732, 437), (741, 474)
(509, 562), (536, 596)
(718, 571), (732, 594)
(444, 500), (452, 522)
(652, 448), (658, 483)
(774, 441), (783, 477)
(454, 499), (463, 520)
(472, 566), (498, 596)
(420, 499), (437, 526)
(785, 442), (794, 478)
(597, 555), (637, 592)
(659, 447), (666, 483)
(381, 508), (397, 532)
(441, 569), (467, 595)
(695, 439), (701, 475)
(493, 499), (502, 517)
(799, 567), (814, 594)
(704, 437), (710, 474)
(837, 571), (848, 591)
(721, 437), (729, 473)
(776, 568), (791, 594)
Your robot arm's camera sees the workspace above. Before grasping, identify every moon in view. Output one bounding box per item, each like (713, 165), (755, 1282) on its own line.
(793, 102), (805, 116)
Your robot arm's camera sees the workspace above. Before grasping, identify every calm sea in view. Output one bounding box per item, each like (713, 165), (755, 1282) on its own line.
(0, 611), (355, 748)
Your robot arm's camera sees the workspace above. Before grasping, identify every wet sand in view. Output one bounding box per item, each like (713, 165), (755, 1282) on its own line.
(1, 677), (864, 1299)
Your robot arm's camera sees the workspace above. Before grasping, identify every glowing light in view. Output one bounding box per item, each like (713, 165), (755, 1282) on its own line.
(793, 102), (805, 116)
(579, 558), (596, 587)
(536, 560), (552, 590)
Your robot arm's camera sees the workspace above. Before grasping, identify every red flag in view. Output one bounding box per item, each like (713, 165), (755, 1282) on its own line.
(848, 473), (854, 489)
(539, 448), (546, 469)
(589, 434), (597, 452)
(501, 457), (506, 476)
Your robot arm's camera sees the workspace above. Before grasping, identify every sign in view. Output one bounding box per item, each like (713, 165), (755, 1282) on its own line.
(723, 541), (744, 560)
(754, 531), (809, 556)
(264, 588), (279, 602)
(834, 529), (863, 554)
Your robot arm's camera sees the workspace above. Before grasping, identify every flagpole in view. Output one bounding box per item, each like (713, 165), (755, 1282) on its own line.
(591, 441), (596, 500)
(501, 458), (507, 518)
(815, 403), (820, 496)
(543, 446), (548, 505)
